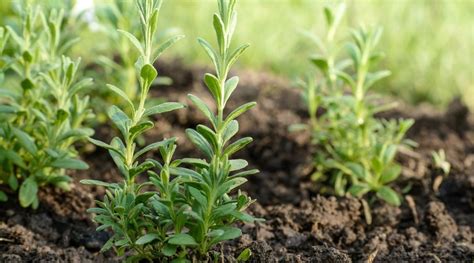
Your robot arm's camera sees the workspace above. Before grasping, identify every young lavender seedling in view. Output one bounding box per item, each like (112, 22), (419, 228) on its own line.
(297, 4), (415, 206)
(93, 0), (177, 112)
(431, 149), (450, 192)
(81, 0), (185, 260)
(172, 0), (260, 256)
(0, 7), (93, 208)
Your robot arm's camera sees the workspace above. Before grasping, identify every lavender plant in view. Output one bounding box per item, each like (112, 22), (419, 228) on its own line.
(81, 0), (186, 260)
(0, 7), (93, 208)
(297, 4), (415, 206)
(82, 0), (258, 260)
(93, 0), (178, 115)
(175, 0), (260, 255)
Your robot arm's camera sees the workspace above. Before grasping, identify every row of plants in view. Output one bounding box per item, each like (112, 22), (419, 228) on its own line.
(0, 0), (422, 261)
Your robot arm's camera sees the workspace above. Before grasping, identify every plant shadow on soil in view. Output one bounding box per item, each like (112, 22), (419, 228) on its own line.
(1, 60), (473, 262)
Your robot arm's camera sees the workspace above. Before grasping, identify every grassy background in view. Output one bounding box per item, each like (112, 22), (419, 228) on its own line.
(1, 0), (473, 109)
(158, 0), (473, 110)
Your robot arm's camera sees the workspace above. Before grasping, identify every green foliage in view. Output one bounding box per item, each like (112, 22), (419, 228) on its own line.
(296, 3), (415, 206)
(81, 0), (187, 260)
(181, 0), (259, 256)
(431, 149), (450, 176)
(0, 7), (93, 208)
(83, 0), (258, 260)
(90, 0), (180, 121)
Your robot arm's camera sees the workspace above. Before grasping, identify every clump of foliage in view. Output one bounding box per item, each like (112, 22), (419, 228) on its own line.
(81, 0), (185, 259)
(0, 7), (93, 207)
(91, 0), (178, 119)
(179, 0), (259, 256)
(82, 0), (258, 261)
(296, 3), (415, 206)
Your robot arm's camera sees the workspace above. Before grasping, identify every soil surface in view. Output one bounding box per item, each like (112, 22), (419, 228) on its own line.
(1, 60), (473, 262)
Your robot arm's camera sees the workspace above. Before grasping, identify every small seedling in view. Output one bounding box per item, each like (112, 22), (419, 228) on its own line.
(81, 0), (186, 260)
(431, 149), (450, 176)
(0, 7), (93, 208)
(431, 149), (450, 192)
(176, 0), (260, 256)
(296, 3), (415, 206)
(93, 0), (176, 117)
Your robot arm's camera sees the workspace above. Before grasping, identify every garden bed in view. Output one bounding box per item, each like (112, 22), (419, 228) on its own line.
(1, 60), (473, 262)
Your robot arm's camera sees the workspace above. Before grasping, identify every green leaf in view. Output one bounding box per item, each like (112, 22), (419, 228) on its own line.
(217, 177), (247, 197)
(168, 233), (198, 246)
(12, 128), (37, 154)
(227, 44), (250, 69)
(135, 192), (155, 204)
(212, 203), (237, 219)
(55, 109), (69, 125)
(21, 78), (35, 90)
(210, 226), (241, 245)
(110, 137), (128, 176)
(196, 124), (218, 151)
(348, 184), (370, 197)
(382, 144), (397, 164)
(230, 159), (248, 171)
(80, 179), (115, 188)
(346, 162), (368, 181)
(231, 211), (257, 223)
(8, 174), (19, 190)
(376, 186), (401, 206)
(140, 63), (158, 89)
(198, 38), (220, 75)
(224, 137), (252, 156)
(380, 165), (401, 184)
(231, 169), (259, 178)
(4, 150), (26, 169)
(204, 73), (221, 104)
(188, 94), (216, 128)
(213, 13), (225, 52)
(153, 35), (185, 62)
(134, 138), (176, 159)
(136, 233), (160, 245)
(162, 244), (177, 257)
(51, 158), (89, 170)
(222, 120), (238, 144)
(188, 186), (207, 208)
(107, 84), (134, 110)
(169, 167), (202, 181)
(223, 76), (239, 105)
(58, 128), (94, 142)
(129, 160), (154, 178)
(310, 56), (328, 73)
(323, 6), (334, 26)
(225, 102), (256, 124)
(237, 248), (252, 262)
(129, 121), (154, 139)
(118, 29), (144, 56)
(88, 137), (125, 158)
(19, 177), (38, 208)
(108, 105), (130, 138)
(144, 102), (185, 117)
(186, 128), (214, 159)
(0, 105), (17, 113)
(365, 70), (391, 89)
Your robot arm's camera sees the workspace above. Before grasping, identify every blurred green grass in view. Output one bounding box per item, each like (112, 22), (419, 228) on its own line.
(158, 0), (474, 110)
(1, 0), (473, 109)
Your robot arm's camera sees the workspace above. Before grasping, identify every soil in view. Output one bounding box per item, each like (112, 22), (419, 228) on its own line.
(1, 60), (473, 262)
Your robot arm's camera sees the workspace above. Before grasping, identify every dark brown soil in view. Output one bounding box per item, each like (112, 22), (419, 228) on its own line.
(1, 60), (473, 262)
